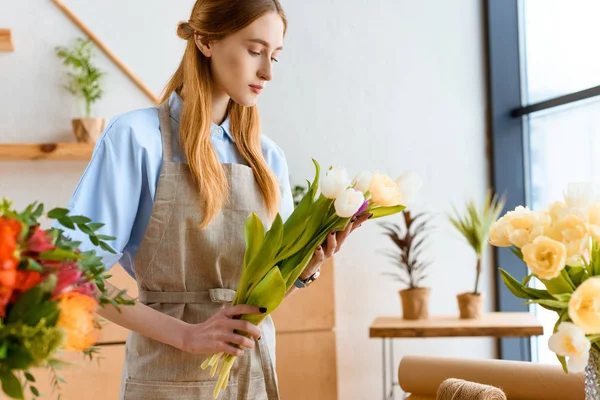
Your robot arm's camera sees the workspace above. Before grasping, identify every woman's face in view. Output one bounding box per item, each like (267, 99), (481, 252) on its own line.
(201, 12), (285, 107)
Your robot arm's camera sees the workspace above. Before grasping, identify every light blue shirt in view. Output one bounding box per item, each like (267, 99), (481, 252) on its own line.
(59, 92), (294, 279)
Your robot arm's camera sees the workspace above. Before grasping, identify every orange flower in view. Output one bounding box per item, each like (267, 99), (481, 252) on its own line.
(0, 217), (21, 271)
(55, 292), (99, 351)
(0, 217), (22, 317)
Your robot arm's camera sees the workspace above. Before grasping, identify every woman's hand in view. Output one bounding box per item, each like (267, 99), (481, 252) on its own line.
(299, 212), (373, 281)
(179, 304), (265, 357)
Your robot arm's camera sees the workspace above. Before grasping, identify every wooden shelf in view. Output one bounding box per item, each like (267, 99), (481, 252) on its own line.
(0, 143), (94, 161)
(369, 312), (544, 338)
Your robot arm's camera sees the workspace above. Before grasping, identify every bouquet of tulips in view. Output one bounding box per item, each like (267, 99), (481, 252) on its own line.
(202, 159), (422, 398)
(0, 200), (131, 399)
(490, 183), (600, 375)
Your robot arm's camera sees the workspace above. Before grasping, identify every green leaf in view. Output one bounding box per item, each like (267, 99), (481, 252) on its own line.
(87, 223), (104, 232)
(242, 266), (287, 326)
(522, 274), (533, 287)
(32, 204), (44, 219)
(542, 273), (575, 295)
(552, 293), (572, 302)
(3, 346), (34, 369)
(99, 241), (116, 254)
(76, 223), (95, 236)
(277, 195), (332, 262)
(24, 373), (35, 383)
(47, 208), (69, 219)
(39, 248), (80, 261)
(499, 269), (536, 300)
(96, 234), (116, 241)
(566, 266), (588, 287)
(0, 370), (24, 400)
(69, 216), (91, 224)
(7, 276), (58, 326)
(556, 354), (568, 374)
(0, 342), (7, 359)
(524, 299), (568, 309)
(25, 258), (43, 272)
(369, 205), (407, 219)
(57, 216), (75, 230)
(7, 286), (46, 324)
(89, 235), (99, 246)
(587, 335), (600, 343)
(30, 386), (39, 396)
(510, 246), (524, 260)
(238, 214), (284, 301)
(243, 212), (265, 269)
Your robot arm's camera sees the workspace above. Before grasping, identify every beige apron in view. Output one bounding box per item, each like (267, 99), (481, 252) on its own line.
(119, 102), (280, 400)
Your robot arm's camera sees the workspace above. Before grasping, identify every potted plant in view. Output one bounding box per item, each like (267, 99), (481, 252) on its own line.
(448, 190), (505, 319)
(55, 38), (106, 143)
(379, 210), (434, 320)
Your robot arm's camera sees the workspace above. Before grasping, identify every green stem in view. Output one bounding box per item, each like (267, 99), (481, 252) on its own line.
(474, 257), (481, 294)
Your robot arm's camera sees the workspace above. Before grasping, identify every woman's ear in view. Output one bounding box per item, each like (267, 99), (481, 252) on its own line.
(194, 33), (212, 57)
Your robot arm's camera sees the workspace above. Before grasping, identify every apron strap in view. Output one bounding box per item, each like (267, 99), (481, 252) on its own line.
(138, 288), (236, 304)
(158, 101), (174, 162)
(257, 336), (280, 400)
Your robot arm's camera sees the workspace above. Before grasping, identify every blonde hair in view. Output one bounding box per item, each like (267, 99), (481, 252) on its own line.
(160, 0), (287, 228)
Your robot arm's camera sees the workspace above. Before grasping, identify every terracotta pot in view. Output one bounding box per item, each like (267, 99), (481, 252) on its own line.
(399, 287), (430, 320)
(457, 292), (483, 319)
(72, 118), (105, 143)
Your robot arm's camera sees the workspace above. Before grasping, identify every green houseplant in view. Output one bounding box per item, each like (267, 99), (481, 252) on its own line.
(55, 38), (106, 143)
(379, 210), (435, 320)
(448, 190), (505, 319)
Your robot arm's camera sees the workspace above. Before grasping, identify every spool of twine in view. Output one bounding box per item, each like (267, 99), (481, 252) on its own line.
(436, 378), (507, 400)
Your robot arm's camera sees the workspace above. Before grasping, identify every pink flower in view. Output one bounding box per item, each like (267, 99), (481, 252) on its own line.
(75, 281), (97, 298)
(27, 228), (54, 253)
(53, 267), (83, 297)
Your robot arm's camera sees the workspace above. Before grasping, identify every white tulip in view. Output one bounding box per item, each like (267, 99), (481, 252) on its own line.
(395, 171), (422, 205)
(334, 188), (365, 218)
(352, 171), (373, 193)
(548, 322), (590, 373)
(321, 167), (351, 199)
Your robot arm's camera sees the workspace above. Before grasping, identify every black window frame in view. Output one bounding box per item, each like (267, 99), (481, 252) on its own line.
(486, 0), (600, 361)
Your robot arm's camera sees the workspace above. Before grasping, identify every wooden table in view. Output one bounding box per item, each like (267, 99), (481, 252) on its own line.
(369, 312), (544, 400)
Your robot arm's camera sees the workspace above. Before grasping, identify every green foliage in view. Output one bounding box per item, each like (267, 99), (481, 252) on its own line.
(448, 190), (505, 293)
(448, 190), (505, 257)
(55, 38), (105, 117)
(379, 210), (435, 289)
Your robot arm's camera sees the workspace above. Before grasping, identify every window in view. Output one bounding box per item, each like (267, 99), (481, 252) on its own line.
(486, 0), (600, 361)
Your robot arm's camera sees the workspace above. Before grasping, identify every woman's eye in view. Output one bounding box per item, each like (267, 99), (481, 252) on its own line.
(249, 50), (261, 56)
(271, 57), (279, 63)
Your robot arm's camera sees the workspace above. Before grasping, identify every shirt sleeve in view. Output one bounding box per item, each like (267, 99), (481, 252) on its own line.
(276, 154), (295, 222)
(55, 120), (143, 271)
(261, 137), (294, 222)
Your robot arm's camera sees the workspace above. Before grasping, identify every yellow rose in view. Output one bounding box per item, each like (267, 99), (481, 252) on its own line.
(548, 201), (567, 221)
(521, 236), (566, 280)
(588, 203), (600, 242)
(369, 172), (402, 207)
(549, 208), (589, 266)
(568, 277), (600, 334)
(489, 206), (549, 248)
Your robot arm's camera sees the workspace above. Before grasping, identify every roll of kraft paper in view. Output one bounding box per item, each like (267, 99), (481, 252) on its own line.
(398, 356), (584, 400)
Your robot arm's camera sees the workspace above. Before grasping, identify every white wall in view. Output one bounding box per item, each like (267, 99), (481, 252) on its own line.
(0, 1), (492, 399)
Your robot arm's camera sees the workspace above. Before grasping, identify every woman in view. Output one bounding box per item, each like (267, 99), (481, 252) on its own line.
(62, 0), (370, 398)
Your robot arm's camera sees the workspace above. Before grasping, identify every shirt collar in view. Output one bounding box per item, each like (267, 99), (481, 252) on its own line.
(168, 91), (234, 143)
